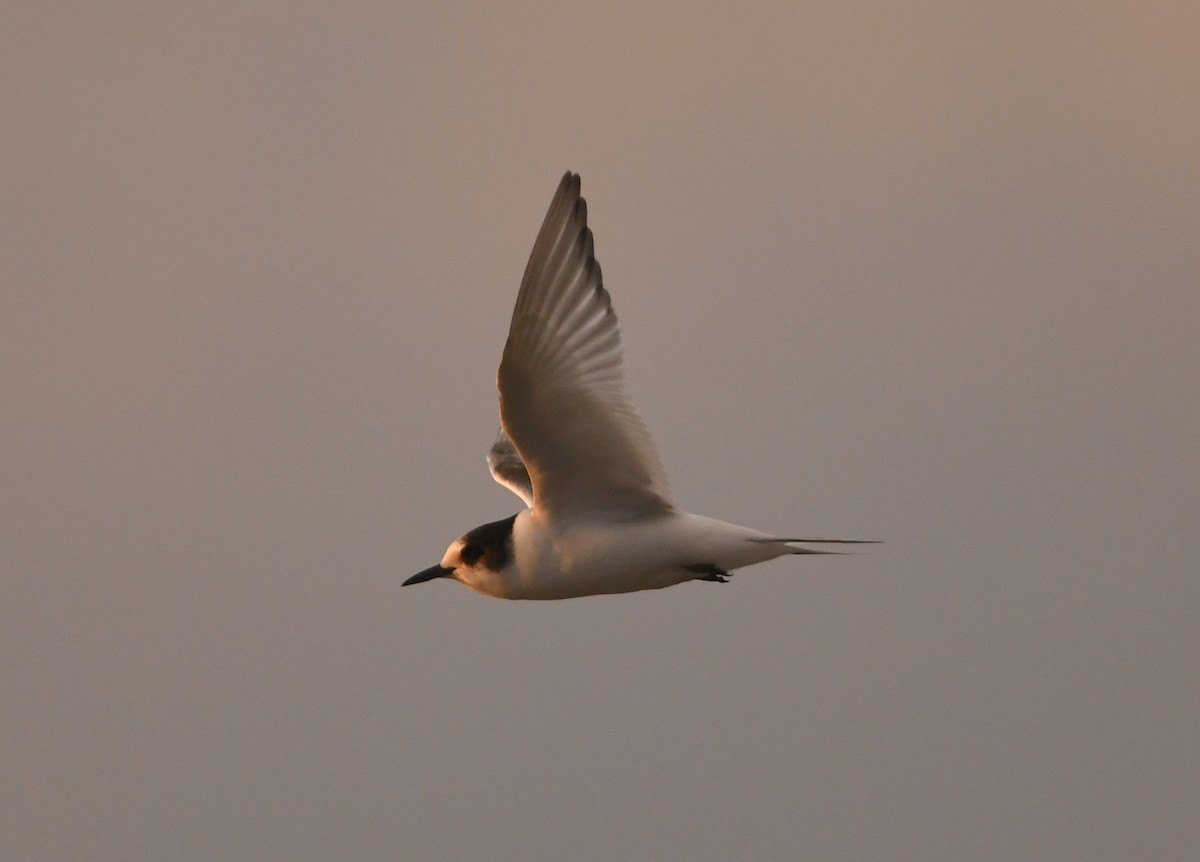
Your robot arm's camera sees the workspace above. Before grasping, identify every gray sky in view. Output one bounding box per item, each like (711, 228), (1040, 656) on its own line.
(4, 3), (1198, 860)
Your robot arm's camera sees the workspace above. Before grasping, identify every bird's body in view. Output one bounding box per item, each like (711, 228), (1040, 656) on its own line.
(447, 510), (809, 600)
(406, 173), (870, 600)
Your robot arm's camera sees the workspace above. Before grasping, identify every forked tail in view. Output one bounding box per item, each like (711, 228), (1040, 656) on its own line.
(749, 537), (880, 555)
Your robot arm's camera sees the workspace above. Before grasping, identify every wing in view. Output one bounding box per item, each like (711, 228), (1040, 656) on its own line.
(497, 172), (674, 519)
(486, 427), (535, 507)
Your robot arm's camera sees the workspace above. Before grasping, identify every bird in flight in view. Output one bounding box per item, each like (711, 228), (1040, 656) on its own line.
(405, 173), (871, 599)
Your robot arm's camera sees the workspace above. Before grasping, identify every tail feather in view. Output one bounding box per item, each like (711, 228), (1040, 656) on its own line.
(748, 537), (879, 556)
(753, 538), (879, 544)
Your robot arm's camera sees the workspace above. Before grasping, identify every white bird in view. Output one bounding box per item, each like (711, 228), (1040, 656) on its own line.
(405, 173), (871, 599)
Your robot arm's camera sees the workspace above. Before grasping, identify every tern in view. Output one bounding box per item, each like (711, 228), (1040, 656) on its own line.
(406, 173), (871, 599)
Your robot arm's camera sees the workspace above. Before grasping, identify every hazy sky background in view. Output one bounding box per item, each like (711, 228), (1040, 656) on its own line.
(4, 3), (1198, 860)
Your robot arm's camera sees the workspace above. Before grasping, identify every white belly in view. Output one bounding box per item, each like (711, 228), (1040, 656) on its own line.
(496, 510), (791, 600)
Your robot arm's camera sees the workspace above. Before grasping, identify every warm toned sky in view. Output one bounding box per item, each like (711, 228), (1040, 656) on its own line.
(4, 3), (1198, 860)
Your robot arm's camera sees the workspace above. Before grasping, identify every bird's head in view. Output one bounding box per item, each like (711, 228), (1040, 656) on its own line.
(403, 513), (518, 594)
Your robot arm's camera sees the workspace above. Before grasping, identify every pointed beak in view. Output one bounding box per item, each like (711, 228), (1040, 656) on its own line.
(402, 565), (454, 586)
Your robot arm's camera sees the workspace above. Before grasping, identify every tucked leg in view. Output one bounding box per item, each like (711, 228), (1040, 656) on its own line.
(685, 563), (731, 583)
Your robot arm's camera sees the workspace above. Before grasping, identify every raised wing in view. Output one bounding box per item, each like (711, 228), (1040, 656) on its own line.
(485, 427), (534, 507)
(497, 173), (674, 518)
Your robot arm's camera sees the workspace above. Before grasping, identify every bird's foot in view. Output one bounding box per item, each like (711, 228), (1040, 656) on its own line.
(686, 563), (731, 583)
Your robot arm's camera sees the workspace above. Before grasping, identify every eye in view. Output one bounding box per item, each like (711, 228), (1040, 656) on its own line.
(461, 543), (485, 565)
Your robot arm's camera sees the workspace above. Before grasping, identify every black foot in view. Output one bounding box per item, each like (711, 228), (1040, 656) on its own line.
(685, 563), (731, 583)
